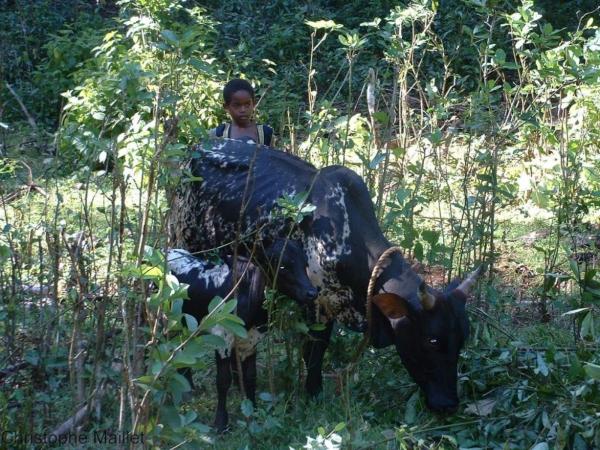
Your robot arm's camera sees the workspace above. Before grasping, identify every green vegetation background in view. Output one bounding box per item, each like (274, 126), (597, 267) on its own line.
(1, 1), (600, 449)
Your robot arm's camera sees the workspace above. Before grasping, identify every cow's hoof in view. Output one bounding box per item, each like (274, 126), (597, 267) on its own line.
(305, 389), (324, 402)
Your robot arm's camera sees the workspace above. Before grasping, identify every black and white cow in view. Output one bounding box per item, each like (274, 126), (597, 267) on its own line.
(169, 138), (480, 413)
(167, 238), (317, 431)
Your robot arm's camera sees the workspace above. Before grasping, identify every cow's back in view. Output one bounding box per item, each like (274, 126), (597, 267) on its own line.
(169, 139), (319, 252)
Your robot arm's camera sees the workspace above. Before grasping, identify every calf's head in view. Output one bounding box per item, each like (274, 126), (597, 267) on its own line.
(373, 267), (481, 413)
(256, 238), (318, 305)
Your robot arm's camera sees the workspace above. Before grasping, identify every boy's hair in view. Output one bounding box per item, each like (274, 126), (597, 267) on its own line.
(223, 78), (255, 104)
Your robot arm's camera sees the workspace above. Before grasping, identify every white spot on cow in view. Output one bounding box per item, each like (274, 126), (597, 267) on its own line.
(167, 249), (230, 288)
(212, 326), (263, 360)
(212, 325), (235, 358)
(324, 184), (351, 257)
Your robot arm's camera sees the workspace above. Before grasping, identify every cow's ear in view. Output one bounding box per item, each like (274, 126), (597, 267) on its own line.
(372, 293), (409, 319)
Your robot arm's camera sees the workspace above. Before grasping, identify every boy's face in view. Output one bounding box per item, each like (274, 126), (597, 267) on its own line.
(224, 90), (255, 127)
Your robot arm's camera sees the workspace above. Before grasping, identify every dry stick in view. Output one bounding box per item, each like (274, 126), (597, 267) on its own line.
(5, 82), (37, 131)
(115, 159), (129, 435)
(130, 90), (174, 431)
(62, 229), (89, 408)
(231, 144), (262, 400)
(375, 68), (398, 220)
(89, 141), (118, 436)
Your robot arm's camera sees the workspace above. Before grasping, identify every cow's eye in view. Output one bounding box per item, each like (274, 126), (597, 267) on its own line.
(426, 338), (440, 351)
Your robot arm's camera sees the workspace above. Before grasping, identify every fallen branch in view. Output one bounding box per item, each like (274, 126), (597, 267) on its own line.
(0, 160), (48, 204)
(48, 381), (107, 440)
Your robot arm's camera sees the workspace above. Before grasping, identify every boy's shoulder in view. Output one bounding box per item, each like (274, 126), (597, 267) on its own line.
(257, 124), (274, 147)
(210, 123), (274, 146)
(210, 123), (229, 138)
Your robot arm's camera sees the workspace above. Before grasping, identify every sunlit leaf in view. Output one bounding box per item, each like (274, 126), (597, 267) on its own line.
(305, 20), (342, 30)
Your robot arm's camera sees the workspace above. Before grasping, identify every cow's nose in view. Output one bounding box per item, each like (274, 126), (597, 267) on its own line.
(306, 287), (318, 301)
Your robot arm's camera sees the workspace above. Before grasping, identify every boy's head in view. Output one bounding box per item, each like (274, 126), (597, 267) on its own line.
(223, 78), (256, 127)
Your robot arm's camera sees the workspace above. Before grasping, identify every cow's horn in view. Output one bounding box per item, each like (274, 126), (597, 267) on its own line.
(456, 265), (484, 295)
(419, 281), (436, 310)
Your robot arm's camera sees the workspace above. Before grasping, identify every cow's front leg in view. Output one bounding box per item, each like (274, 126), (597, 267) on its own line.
(242, 352), (257, 405)
(214, 351), (232, 432)
(303, 321), (333, 397)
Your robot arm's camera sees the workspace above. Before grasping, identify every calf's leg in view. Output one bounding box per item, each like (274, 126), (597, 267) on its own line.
(242, 352), (257, 404)
(214, 351), (232, 432)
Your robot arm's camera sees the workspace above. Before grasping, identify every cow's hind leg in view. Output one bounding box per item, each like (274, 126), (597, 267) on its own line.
(303, 321), (333, 397)
(214, 351), (232, 432)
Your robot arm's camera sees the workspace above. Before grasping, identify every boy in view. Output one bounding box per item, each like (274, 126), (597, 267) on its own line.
(210, 78), (275, 146)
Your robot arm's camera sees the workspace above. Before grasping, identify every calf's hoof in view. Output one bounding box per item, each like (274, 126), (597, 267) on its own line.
(213, 413), (229, 434)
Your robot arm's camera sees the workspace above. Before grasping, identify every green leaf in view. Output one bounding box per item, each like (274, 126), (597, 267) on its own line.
(584, 286), (600, 298)
(0, 244), (10, 263)
(404, 390), (419, 424)
(372, 111), (389, 125)
(135, 375), (156, 387)
(199, 334), (226, 348)
(494, 48), (506, 65)
(580, 311), (595, 339)
(414, 242), (424, 261)
(220, 319), (248, 339)
(160, 406), (183, 429)
(173, 350), (196, 366)
(171, 373), (192, 393)
(531, 189), (550, 209)
(183, 313), (198, 332)
(161, 29), (179, 45)
(241, 399), (254, 418)
(369, 152), (386, 169)
(189, 57), (212, 73)
(535, 352), (549, 376)
(259, 392), (273, 402)
(139, 264), (163, 279)
(333, 422), (346, 432)
(293, 321), (309, 334)
(583, 363), (600, 380)
(421, 229), (440, 245)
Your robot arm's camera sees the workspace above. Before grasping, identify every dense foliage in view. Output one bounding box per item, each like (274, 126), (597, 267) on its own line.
(1, 0), (600, 448)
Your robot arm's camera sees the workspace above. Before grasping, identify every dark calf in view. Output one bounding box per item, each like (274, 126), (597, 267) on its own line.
(167, 238), (317, 432)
